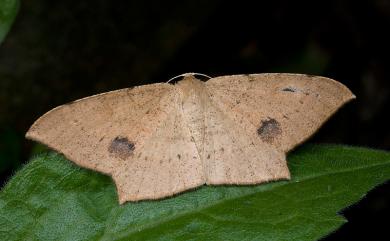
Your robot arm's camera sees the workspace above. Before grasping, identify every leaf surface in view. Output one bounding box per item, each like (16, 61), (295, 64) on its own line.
(0, 145), (389, 240)
(0, 0), (19, 44)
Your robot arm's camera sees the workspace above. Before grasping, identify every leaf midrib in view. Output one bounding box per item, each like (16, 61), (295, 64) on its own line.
(100, 160), (390, 240)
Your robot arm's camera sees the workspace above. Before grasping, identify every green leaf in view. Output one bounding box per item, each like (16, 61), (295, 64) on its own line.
(0, 0), (20, 44)
(0, 145), (389, 241)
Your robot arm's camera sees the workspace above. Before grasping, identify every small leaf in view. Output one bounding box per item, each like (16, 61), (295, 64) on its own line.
(0, 0), (20, 44)
(0, 144), (389, 240)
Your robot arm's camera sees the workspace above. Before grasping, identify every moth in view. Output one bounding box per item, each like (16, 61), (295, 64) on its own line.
(26, 73), (355, 203)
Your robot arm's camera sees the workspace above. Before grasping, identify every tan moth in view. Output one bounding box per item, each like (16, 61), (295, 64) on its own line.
(26, 73), (355, 203)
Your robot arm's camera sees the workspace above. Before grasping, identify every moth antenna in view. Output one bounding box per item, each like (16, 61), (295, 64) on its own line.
(166, 72), (212, 83)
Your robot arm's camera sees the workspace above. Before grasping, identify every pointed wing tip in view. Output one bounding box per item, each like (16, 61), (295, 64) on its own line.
(328, 76), (356, 102)
(318, 75), (356, 104)
(25, 112), (47, 141)
(25, 126), (37, 141)
(342, 88), (356, 104)
(25, 122), (43, 142)
(25, 130), (32, 139)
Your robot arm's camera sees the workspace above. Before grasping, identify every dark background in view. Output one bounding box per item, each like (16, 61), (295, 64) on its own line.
(0, 0), (389, 240)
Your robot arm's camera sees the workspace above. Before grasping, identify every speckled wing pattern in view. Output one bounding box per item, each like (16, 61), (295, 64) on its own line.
(205, 74), (355, 152)
(27, 84), (173, 176)
(204, 73), (355, 185)
(27, 81), (211, 203)
(26, 73), (355, 203)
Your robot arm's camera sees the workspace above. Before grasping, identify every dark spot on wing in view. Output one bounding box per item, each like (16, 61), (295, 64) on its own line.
(207, 154), (211, 159)
(257, 118), (282, 143)
(303, 74), (316, 78)
(282, 87), (296, 92)
(108, 136), (135, 160)
(177, 154), (181, 159)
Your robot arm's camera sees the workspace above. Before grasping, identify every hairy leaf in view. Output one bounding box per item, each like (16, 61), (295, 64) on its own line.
(0, 145), (389, 240)
(0, 0), (19, 44)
